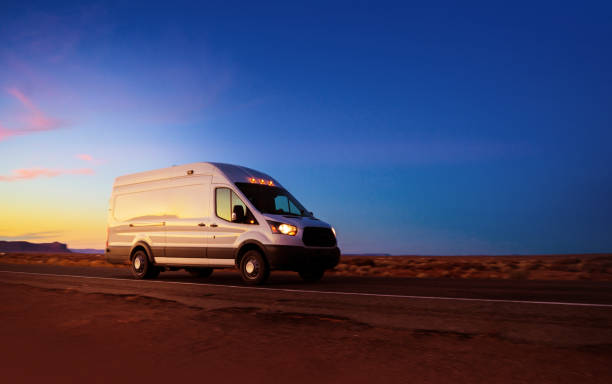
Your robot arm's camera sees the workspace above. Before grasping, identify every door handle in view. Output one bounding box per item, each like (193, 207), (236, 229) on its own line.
(210, 223), (218, 228)
(198, 223), (206, 227)
(129, 222), (165, 227)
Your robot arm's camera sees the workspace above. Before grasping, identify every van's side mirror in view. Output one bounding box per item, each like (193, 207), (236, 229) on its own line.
(232, 205), (245, 223)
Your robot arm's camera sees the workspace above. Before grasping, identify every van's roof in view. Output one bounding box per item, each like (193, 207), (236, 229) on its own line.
(113, 162), (279, 187)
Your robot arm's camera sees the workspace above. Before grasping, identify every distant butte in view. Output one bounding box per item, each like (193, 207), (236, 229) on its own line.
(0, 240), (71, 253)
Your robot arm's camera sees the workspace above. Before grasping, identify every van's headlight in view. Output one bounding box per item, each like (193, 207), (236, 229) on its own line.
(267, 221), (298, 236)
(331, 227), (336, 237)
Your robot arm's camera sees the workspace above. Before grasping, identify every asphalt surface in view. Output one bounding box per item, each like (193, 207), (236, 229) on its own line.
(1, 262), (612, 306)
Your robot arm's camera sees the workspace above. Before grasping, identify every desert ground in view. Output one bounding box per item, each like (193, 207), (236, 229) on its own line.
(1, 253), (611, 383)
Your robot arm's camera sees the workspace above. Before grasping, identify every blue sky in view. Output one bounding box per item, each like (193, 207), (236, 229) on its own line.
(1, 1), (611, 254)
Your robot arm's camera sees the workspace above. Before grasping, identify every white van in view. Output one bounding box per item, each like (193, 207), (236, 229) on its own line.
(105, 162), (340, 284)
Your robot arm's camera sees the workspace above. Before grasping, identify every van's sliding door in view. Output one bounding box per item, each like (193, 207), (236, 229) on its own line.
(162, 178), (212, 265)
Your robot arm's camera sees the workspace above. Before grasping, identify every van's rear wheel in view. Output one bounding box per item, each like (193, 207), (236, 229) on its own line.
(130, 249), (159, 279)
(186, 267), (213, 278)
(239, 250), (269, 285)
(298, 268), (325, 282)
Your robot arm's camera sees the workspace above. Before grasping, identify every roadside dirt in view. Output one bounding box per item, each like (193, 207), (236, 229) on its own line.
(1, 252), (611, 281)
(0, 282), (610, 383)
(0, 252), (123, 268)
(333, 254), (612, 281)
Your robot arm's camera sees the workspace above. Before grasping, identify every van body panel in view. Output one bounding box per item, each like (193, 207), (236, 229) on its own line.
(106, 246), (130, 264)
(154, 257), (210, 266)
(163, 177), (212, 259)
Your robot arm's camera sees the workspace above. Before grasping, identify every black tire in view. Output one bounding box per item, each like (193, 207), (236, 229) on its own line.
(239, 250), (269, 285)
(298, 268), (325, 283)
(130, 249), (159, 279)
(186, 267), (213, 278)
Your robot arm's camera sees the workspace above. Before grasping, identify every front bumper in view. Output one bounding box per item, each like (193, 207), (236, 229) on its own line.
(263, 245), (340, 271)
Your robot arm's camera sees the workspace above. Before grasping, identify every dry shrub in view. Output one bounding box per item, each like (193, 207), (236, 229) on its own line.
(471, 263), (487, 271)
(351, 258), (376, 267)
(527, 262), (542, 271)
(552, 262), (582, 272)
(508, 270), (531, 280)
(459, 263), (473, 271)
(582, 262), (605, 274)
(555, 257), (581, 265)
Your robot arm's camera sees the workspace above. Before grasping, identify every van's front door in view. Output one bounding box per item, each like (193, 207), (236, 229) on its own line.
(207, 185), (251, 267)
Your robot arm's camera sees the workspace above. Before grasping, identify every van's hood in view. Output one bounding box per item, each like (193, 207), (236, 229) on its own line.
(262, 214), (330, 229)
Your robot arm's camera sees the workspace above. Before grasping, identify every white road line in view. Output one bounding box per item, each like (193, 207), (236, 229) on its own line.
(1, 269), (612, 308)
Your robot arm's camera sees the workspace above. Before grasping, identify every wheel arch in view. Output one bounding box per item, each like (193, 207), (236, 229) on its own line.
(129, 241), (155, 263)
(234, 240), (267, 268)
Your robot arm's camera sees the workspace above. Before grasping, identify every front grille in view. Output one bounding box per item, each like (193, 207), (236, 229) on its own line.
(302, 227), (336, 247)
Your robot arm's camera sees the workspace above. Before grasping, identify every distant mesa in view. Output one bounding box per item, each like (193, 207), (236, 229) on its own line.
(0, 240), (71, 253)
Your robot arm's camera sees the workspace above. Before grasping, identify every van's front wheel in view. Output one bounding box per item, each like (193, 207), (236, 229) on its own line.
(239, 250), (269, 285)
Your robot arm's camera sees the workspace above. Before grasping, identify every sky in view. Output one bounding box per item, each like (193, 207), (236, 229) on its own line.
(1, 0), (611, 254)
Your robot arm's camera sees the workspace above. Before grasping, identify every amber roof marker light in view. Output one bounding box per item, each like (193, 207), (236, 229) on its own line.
(248, 177), (275, 186)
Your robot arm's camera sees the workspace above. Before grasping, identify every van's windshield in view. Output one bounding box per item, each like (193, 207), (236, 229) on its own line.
(235, 182), (310, 217)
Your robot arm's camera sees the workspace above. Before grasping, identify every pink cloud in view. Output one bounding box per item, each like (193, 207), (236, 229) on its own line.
(76, 154), (93, 162)
(75, 153), (106, 165)
(0, 123), (15, 141)
(27, 113), (62, 130)
(0, 88), (66, 141)
(6, 87), (35, 110)
(0, 168), (94, 182)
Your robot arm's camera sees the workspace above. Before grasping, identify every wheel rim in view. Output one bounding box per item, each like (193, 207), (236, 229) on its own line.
(133, 254), (145, 273)
(244, 256), (259, 279)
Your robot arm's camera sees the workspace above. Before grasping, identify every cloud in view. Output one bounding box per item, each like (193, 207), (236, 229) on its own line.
(0, 168), (94, 182)
(75, 153), (106, 165)
(0, 230), (64, 241)
(76, 154), (93, 162)
(0, 87), (66, 141)
(6, 87), (35, 109)
(0, 122), (13, 141)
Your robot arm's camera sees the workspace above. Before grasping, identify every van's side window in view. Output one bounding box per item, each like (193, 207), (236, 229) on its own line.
(216, 188), (231, 221)
(216, 188), (257, 224)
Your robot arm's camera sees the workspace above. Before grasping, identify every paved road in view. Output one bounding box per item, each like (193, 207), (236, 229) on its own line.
(1, 262), (612, 306)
